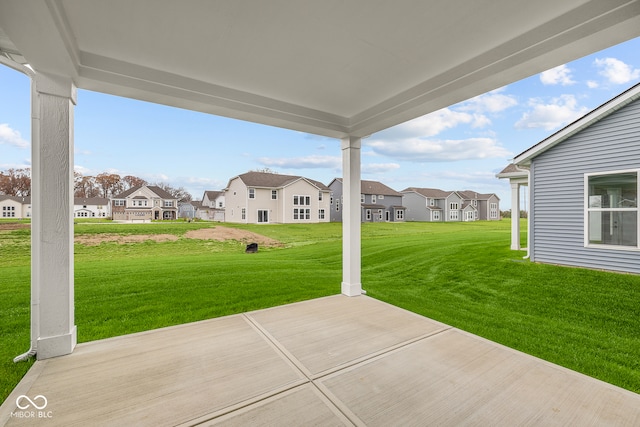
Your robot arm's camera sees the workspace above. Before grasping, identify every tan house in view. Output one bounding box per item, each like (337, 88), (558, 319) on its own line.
(111, 185), (178, 222)
(225, 171), (331, 224)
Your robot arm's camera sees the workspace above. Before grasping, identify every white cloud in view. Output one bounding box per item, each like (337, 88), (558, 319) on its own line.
(586, 80), (599, 89)
(362, 163), (400, 174)
(594, 57), (640, 84)
(366, 137), (511, 162)
(460, 89), (518, 113)
(258, 155), (341, 170)
(540, 64), (575, 86)
(374, 108), (474, 140)
(0, 123), (29, 148)
(514, 95), (589, 131)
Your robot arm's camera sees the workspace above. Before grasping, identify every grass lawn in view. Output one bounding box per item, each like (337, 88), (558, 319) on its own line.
(1, 219), (638, 405)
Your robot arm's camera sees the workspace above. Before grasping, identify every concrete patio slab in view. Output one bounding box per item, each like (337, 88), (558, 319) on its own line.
(1, 295), (639, 426)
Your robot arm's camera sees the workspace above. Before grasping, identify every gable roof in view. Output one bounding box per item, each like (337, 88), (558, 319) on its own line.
(231, 171), (330, 191)
(458, 190), (499, 201)
(514, 82), (640, 165)
(0, 195), (31, 204)
(203, 190), (223, 200)
(330, 178), (401, 196)
(402, 187), (453, 199)
(112, 185), (176, 200)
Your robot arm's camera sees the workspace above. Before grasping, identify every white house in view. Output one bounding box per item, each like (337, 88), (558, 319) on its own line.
(0, 195), (31, 219)
(225, 171), (331, 224)
(111, 185), (178, 222)
(74, 197), (110, 218)
(201, 190), (225, 221)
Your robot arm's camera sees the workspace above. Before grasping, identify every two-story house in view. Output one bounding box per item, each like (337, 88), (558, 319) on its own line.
(0, 195), (31, 219)
(74, 197), (110, 218)
(224, 171), (331, 224)
(328, 178), (406, 222)
(458, 191), (501, 221)
(401, 188), (469, 222)
(111, 185), (178, 222)
(200, 190), (225, 221)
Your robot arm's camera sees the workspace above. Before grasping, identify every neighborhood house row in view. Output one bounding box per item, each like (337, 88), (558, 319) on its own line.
(0, 173), (500, 224)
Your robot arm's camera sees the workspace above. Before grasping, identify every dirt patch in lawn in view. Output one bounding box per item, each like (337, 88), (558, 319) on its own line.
(75, 234), (179, 246)
(184, 226), (283, 247)
(0, 223), (30, 231)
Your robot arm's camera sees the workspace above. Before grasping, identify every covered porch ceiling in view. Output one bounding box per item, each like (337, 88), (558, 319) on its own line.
(1, 0), (640, 139)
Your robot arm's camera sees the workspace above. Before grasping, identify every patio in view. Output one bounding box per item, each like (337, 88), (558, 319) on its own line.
(2, 295), (638, 426)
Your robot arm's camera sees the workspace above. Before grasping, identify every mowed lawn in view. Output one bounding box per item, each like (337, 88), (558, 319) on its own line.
(1, 219), (639, 405)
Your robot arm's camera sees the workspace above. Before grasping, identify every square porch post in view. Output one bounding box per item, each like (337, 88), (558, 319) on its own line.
(510, 181), (521, 250)
(341, 136), (362, 296)
(32, 72), (77, 359)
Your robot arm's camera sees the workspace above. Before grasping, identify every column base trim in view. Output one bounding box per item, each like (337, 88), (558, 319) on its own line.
(341, 282), (362, 297)
(37, 326), (77, 360)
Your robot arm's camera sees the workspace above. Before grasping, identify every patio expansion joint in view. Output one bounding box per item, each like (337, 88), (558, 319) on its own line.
(239, 312), (453, 427)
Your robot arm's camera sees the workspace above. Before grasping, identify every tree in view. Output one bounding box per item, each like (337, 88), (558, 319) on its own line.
(0, 168), (31, 196)
(122, 175), (147, 190)
(94, 173), (124, 198)
(153, 182), (192, 202)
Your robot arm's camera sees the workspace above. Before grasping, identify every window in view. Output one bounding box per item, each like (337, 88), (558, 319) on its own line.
(586, 171), (638, 248)
(360, 194), (365, 203)
(450, 210), (459, 220)
(429, 198), (435, 206)
(218, 201), (223, 208)
(472, 200), (477, 207)
(319, 209), (325, 219)
(378, 195), (384, 200)
(271, 190), (277, 200)
(241, 208), (246, 220)
(371, 195), (376, 204)
(257, 210), (268, 223)
(249, 188), (255, 199)
(396, 210), (404, 220)
(293, 195), (310, 206)
(163, 200), (171, 207)
(330, 196), (333, 205)
(293, 208), (311, 220)
(490, 203), (498, 219)
(114, 200), (124, 206)
(365, 209), (372, 220)
(318, 191), (323, 201)
(433, 211), (440, 221)
(450, 202), (459, 210)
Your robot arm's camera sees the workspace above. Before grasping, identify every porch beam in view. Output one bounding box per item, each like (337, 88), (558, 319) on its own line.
(341, 136), (362, 296)
(32, 72), (77, 359)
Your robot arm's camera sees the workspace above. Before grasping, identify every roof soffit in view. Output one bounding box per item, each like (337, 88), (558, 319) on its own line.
(1, 1), (640, 138)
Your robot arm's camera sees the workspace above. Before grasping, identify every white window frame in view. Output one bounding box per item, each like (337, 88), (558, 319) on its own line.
(584, 169), (639, 250)
(371, 195), (377, 204)
(433, 211), (440, 221)
(489, 203), (498, 219)
(449, 210), (459, 220)
(450, 202), (459, 210)
(319, 209), (325, 220)
(293, 195), (311, 206)
(271, 190), (277, 200)
(249, 188), (255, 199)
(365, 209), (372, 220)
(396, 209), (404, 220)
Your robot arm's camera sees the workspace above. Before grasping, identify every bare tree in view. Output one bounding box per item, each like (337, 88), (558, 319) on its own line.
(95, 173), (124, 198)
(0, 168), (31, 196)
(153, 182), (192, 202)
(122, 175), (147, 190)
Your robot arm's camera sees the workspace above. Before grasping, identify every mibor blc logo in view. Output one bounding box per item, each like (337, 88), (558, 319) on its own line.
(11, 394), (53, 419)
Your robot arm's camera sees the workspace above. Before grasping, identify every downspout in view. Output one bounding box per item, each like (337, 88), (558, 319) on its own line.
(0, 57), (39, 362)
(523, 168), (531, 260)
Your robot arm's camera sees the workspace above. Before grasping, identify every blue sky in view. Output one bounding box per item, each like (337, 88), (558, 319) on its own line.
(1, 36), (640, 204)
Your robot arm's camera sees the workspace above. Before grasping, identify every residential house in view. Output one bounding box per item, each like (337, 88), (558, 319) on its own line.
(328, 178), (406, 222)
(111, 185), (178, 222)
(201, 190), (225, 221)
(178, 201), (198, 219)
(402, 188), (464, 222)
(224, 171), (331, 224)
(74, 197), (110, 218)
(504, 82), (640, 274)
(0, 195), (31, 219)
(458, 191), (501, 221)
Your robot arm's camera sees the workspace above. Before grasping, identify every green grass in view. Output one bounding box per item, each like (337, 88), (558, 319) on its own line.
(1, 220), (639, 405)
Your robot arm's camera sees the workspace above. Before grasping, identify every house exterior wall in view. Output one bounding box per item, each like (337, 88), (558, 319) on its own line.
(329, 180), (343, 222)
(73, 198), (110, 218)
(112, 186), (177, 221)
(403, 193), (433, 221)
(0, 197), (31, 219)
(331, 179), (404, 222)
(225, 177), (329, 224)
(529, 97), (640, 274)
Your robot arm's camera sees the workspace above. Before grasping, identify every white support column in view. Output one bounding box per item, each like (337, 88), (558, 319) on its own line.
(510, 181), (521, 250)
(32, 72), (77, 359)
(341, 136), (362, 296)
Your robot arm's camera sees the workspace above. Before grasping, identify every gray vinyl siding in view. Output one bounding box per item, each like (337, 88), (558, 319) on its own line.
(530, 97), (640, 274)
(403, 193), (430, 221)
